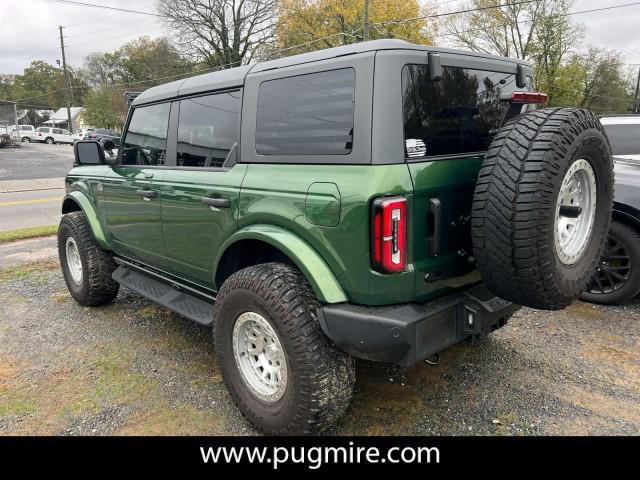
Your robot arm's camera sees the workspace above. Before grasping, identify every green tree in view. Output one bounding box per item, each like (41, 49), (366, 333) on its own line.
(83, 86), (127, 130)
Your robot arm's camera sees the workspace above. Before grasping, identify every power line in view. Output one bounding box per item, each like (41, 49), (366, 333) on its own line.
(42, 0), (161, 17)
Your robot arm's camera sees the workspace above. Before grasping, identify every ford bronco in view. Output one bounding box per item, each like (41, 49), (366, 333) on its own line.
(59, 40), (614, 434)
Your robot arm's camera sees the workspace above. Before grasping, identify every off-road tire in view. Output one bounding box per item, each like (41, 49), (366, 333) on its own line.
(472, 108), (614, 310)
(58, 211), (119, 306)
(213, 262), (355, 435)
(581, 220), (640, 305)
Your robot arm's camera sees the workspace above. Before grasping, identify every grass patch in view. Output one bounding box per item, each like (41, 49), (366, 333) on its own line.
(0, 260), (59, 283)
(0, 224), (57, 244)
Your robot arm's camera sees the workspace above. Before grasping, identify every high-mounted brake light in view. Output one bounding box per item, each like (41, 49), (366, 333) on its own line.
(510, 91), (548, 104)
(371, 196), (407, 273)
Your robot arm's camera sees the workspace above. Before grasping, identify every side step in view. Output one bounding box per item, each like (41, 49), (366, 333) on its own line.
(112, 265), (215, 326)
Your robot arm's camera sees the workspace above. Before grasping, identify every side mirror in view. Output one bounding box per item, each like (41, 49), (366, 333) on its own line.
(74, 140), (105, 166)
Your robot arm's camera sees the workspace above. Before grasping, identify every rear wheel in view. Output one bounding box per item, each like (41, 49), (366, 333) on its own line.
(45, 137), (54, 144)
(213, 262), (355, 435)
(472, 108), (614, 310)
(21, 137), (31, 143)
(581, 220), (640, 304)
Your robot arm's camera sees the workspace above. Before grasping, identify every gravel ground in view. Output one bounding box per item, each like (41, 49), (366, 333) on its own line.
(0, 260), (638, 436)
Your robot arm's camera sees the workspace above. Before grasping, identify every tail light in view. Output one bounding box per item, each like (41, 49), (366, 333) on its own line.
(371, 196), (407, 273)
(510, 91), (548, 104)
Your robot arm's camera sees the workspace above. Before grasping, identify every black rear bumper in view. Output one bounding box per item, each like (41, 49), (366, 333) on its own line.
(317, 284), (520, 367)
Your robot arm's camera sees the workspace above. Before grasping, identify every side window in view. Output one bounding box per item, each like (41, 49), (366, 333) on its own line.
(62, 130), (71, 135)
(255, 68), (355, 156)
(603, 124), (640, 155)
(52, 128), (63, 135)
(402, 65), (519, 158)
(121, 103), (171, 166)
(177, 91), (240, 168)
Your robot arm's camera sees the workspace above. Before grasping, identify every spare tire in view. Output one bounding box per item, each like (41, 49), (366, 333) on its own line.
(471, 108), (613, 310)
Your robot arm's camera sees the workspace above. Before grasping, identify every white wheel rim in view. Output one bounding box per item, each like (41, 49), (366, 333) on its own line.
(65, 237), (83, 284)
(554, 159), (597, 265)
(232, 311), (288, 403)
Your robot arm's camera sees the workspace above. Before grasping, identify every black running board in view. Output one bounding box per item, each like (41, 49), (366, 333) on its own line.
(112, 264), (215, 326)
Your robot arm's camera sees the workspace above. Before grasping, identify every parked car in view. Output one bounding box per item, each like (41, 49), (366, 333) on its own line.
(60, 40), (614, 434)
(73, 128), (94, 142)
(581, 115), (640, 304)
(84, 128), (120, 150)
(15, 124), (35, 142)
(35, 126), (74, 144)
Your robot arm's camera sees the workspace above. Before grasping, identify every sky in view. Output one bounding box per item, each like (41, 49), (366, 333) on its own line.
(0, 0), (639, 76)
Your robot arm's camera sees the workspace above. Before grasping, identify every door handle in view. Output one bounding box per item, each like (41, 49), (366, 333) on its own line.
(136, 189), (157, 199)
(201, 197), (231, 208)
(428, 198), (442, 257)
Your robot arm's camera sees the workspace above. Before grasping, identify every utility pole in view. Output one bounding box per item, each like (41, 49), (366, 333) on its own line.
(58, 25), (73, 133)
(634, 66), (640, 114)
(363, 0), (370, 42)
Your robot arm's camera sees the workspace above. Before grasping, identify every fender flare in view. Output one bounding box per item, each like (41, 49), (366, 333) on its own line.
(215, 224), (348, 304)
(63, 191), (111, 250)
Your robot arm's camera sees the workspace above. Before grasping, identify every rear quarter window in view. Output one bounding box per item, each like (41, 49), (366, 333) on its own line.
(255, 68), (355, 156)
(402, 65), (521, 159)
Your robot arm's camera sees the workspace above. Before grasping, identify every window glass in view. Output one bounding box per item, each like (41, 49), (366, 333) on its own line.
(52, 128), (63, 134)
(121, 103), (170, 166)
(62, 130), (71, 135)
(256, 68), (355, 155)
(177, 91), (240, 168)
(402, 65), (521, 158)
(603, 124), (640, 155)
(36, 127), (48, 132)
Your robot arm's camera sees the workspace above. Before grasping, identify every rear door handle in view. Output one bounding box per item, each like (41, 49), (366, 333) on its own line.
(201, 197), (231, 208)
(136, 189), (157, 199)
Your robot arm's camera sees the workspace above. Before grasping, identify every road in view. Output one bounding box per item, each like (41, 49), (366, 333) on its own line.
(0, 143), (72, 231)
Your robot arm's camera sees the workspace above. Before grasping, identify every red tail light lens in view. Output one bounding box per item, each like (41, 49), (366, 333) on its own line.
(371, 196), (407, 273)
(511, 91), (548, 104)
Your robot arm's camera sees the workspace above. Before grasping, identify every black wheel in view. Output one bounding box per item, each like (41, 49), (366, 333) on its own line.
(581, 220), (640, 304)
(472, 108), (614, 310)
(21, 137), (31, 143)
(45, 137), (54, 144)
(213, 262), (355, 435)
(58, 211), (119, 306)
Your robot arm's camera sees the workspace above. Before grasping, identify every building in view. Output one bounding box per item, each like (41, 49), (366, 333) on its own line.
(43, 107), (88, 132)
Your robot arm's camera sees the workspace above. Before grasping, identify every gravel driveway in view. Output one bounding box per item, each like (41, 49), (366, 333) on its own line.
(0, 260), (638, 436)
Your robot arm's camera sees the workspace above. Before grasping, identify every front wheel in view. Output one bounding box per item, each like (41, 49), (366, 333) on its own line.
(213, 263), (355, 435)
(581, 220), (640, 304)
(45, 137), (54, 145)
(21, 137), (31, 143)
(58, 211), (119, 306)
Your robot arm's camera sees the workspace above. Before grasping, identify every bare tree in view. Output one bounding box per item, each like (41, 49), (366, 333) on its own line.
(158, 0), (277, 69)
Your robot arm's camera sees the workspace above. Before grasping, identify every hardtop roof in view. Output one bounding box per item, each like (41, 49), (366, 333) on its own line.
(132, 39), (531, 107)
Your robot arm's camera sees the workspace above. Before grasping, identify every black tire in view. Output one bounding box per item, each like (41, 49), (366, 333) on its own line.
(213, 262), (355, 435)
(472, 108), (613, 310)
(45, 137), (54, 144)
(58, 211), (119, 307)
(21, 137), (31, 143)
(581, 220), (640, 305)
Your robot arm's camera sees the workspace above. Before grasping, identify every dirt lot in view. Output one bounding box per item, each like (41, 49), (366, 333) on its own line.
(0, 259), (638, 436)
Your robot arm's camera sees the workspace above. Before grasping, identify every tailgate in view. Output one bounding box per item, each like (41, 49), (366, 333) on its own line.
(409, 155), (484, 301)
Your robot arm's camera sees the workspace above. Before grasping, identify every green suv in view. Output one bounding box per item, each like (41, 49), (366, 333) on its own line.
(59, 40), (614, 434)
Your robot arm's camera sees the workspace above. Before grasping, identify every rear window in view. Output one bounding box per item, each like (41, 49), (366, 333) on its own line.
(603, 124), (640, 156)
(255, 68), (355, 156)
(177, 91), (240, 168)
(402, 65), (520, 158)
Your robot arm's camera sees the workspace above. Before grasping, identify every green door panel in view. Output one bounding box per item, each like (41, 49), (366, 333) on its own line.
(408, 156), (484, 301)
(158, 164), (247, 287)
(215, 224), (348, 304)
(102, 167), (167, 267)
(239, 163), (416, 306)
(305, 182), (341, 227)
